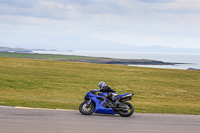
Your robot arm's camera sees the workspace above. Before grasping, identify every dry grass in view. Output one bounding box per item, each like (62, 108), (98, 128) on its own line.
(0, 57), (199, 114)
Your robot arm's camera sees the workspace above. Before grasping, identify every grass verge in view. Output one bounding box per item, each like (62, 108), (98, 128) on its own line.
(0, 56), (199, 114)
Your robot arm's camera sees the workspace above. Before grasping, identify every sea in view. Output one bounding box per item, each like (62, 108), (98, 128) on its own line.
(32, 50), (200, 70)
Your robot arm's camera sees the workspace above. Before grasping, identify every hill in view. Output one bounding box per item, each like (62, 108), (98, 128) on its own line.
(0, 47), (32, 53)
(1, 44), (200, 53)
(0, 57), (199, 114)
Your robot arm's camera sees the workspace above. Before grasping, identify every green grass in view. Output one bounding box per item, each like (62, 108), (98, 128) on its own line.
(0, 52), (98, 60)
(0, 52), (163, 64)
(0, 56), (200, 114)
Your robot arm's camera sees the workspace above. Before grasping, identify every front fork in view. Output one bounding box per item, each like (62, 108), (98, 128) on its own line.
(86, 99), (92, 108)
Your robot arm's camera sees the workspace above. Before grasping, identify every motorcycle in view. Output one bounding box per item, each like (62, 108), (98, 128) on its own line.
(79, 89), (134, 117)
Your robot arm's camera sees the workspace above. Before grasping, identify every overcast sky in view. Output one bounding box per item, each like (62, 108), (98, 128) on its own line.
(0, 0), (200, 50)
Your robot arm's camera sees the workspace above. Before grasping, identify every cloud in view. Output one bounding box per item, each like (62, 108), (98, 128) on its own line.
(142, 0), (200, 14)
(0, 0), (35, 8)
(137, 0), (175, 3)
(0, 0), (200, 49)
(1, 0), (200, 19)
(0, 0), (79, 20)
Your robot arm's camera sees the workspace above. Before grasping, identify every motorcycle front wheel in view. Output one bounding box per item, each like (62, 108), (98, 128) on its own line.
(118, 102), (134, 117)
(79, 101), (95, 115)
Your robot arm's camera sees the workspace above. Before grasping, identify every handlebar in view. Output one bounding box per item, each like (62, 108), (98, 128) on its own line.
(90, 89), (100, 93)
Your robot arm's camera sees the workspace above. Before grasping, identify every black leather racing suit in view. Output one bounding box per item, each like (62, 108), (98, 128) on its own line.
(100, 86), (117, 105)
(100, 86), (115, 93)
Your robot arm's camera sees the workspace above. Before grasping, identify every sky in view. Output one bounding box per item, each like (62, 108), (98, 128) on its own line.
(0, 0), (200, 50)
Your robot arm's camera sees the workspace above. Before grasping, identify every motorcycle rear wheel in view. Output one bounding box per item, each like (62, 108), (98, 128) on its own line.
(79, 101), (95, 115)
(118, 102), (134, 117)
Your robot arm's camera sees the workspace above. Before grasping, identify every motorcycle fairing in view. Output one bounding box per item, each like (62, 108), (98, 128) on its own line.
(98, 92), (108, 97)
(85, 92), (115, 114)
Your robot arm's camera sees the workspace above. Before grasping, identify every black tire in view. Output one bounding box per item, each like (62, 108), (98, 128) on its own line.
(79, 101), (95, 115)
(118, 102), (134, 117)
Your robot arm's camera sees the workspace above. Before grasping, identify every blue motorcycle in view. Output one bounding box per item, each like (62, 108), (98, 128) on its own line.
(79, 89), (134, 117)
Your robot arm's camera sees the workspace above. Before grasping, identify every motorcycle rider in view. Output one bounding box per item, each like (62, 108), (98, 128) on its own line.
(98, 81), (118, 106)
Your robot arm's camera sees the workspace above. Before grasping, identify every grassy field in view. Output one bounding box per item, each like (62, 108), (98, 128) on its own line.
(0, 52), (99, 61)
(0, 52), (175, 65)
(0, 55), (200, 114)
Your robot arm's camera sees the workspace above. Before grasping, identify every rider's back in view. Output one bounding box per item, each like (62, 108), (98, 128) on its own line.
(100, 86), (116, 93)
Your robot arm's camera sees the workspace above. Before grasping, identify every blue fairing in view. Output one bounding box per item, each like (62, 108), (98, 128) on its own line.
(84, 92), (115, 114)
(84, 91), (91, 99)
(83, 91), (134, 115)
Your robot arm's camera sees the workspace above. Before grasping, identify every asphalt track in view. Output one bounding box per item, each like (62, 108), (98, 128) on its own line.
(0, 106), (200, 133)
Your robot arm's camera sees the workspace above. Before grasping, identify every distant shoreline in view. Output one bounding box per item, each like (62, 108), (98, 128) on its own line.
(0, 52), (190, 66)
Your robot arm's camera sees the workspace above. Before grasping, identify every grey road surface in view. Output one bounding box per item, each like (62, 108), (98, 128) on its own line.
(0, 107), (200, 133)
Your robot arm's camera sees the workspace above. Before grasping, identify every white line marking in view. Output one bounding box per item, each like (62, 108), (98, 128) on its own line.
(0, 105), (76, 111)
(0, 106), (14, 109)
